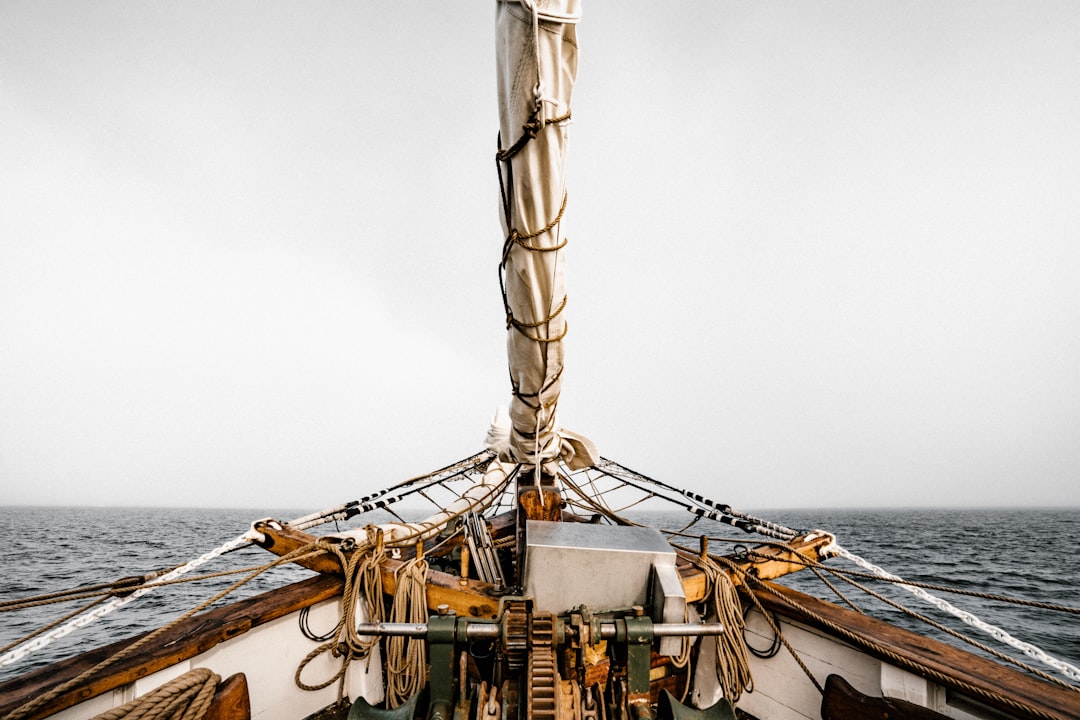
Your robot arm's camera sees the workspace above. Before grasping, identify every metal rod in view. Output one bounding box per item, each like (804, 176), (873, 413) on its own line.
(649, 623), (725, 637)
(351, 621), (724, 639)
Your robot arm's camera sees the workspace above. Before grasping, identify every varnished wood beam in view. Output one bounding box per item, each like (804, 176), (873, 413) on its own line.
(677, 532), (835, 603)
(252, 521), (501, 618)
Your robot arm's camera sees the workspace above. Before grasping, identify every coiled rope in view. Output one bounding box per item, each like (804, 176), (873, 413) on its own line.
(295, 530), (388, 695)
(89, 668), (219, 720)
(690, 553), (754, 702)
(385, 553), (430, 708)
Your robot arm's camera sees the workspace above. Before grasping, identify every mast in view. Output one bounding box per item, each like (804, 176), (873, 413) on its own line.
(495, 0), (581, 477)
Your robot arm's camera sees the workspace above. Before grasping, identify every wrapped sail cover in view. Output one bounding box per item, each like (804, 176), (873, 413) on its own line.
(496, 0), (579, 469)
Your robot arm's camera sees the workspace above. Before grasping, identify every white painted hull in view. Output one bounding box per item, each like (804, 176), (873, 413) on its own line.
(34, 595), (383, 720)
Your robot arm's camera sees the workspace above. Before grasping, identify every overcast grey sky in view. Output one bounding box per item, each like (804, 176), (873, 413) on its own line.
(2, 1), (1078, 510)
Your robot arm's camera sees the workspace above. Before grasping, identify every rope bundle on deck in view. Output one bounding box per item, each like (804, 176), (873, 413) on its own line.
(91, 668), (219, 720)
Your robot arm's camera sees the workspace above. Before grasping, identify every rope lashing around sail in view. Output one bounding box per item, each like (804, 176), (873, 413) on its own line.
(497, 185), (570, 342)
(825, 542), (1080, 686)
(496, 110), (572, 164)
(507, 295), (568, 332)
(502, 191), (569, 256)
(89, 668), (220, 720)
(495, 116), (572, 251)
(508, 301), (570, 343)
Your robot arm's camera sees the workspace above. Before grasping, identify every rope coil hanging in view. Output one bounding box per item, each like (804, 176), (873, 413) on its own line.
(385, 551), (430, 708)
(692, 554), (754, 702)
(295, 530), (388, 694)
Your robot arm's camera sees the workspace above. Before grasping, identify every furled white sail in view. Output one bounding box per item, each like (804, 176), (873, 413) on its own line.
(495, 0), (581, 473)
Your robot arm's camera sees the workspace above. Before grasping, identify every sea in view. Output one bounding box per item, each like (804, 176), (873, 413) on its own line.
(1, 506), (1078, 686)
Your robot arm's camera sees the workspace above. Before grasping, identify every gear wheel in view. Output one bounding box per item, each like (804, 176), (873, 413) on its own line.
(502, 600), (530, 671)
(527, 611), (559, 720)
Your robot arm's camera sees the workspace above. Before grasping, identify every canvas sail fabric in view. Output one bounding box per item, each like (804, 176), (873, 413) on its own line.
(496, 0), (581, 472)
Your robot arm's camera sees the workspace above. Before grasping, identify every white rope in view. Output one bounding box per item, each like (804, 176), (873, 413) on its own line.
(0, 532), (251, 668)
(825, 542), (1080, 684)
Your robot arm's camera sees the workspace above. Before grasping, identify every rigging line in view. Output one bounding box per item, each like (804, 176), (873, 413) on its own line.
(0, 562), (286, 612)
(559, 474), (628, 524)
(606, 492), (661, 518)
(673, 514), (704, 536)
(3, 543), (325, 720)
(0, 531), (253, 669)
(742, 573), (1067, 720)
(588, 464), (795, 540)
(822, 557), (1076, 689)
(288, 452), (495, 531)
(827, 542), (1080, 686)
(0, 596), (106, 657)
(1, 590), (108, 612)
(0, 564), (184, 610)
(0, 583), (127, 610)
(346, 465), (517, 550)
(423, 523), (467, 558)
(737, 546), (1080, 615)
(595, 458), (801, 539)
(357, 451), (494, 500)
(782, 546), (1080, 691)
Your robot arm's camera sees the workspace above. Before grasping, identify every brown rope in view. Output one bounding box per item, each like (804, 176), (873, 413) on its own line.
(744, 546), (1080, 615)
(507, 294), (569, 344)
(496, 110), (572, 163)
(500, 189), (570, 269)
(0, 596), (106, 656)
(693, 555), (754, 701)
(385, 554), (429, 707)
(295, 531), (387, 694)
(506, 191), (569, 246)
(707, 555), (820, 695)
(782, 550), (1080, 691)
(89, 668), (219, 720)
(1, 565), (278, 613)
